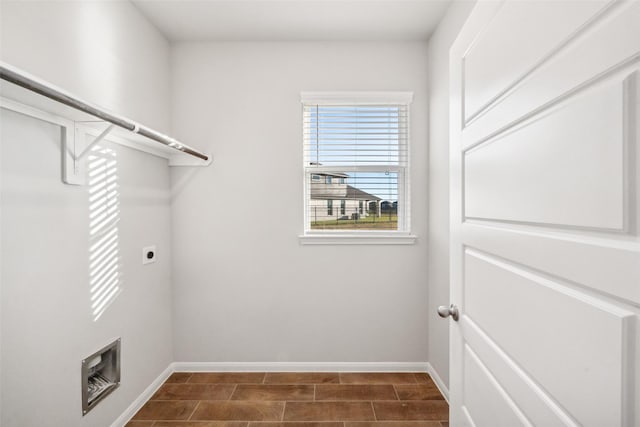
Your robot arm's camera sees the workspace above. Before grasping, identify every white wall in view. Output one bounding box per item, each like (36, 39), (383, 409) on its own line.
(170, 42), (429, 363)
(426, 0), (475, 390)
(0, 2), (173, 426)
(0, 0), (171, 133)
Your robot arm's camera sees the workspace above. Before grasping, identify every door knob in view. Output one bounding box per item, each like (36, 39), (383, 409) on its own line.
(437, 304), (459, 321)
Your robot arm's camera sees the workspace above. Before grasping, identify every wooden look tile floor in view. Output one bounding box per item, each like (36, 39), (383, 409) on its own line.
(128, 372), (448, 427)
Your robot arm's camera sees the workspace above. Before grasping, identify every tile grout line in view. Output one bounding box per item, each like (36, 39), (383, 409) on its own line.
(185, 372), (194, 384)
(186, 400), (201, 421)
(229, 384), (239, 400)
(370, 400), (377, 421)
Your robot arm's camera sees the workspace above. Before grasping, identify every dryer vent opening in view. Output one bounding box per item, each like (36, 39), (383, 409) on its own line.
(81, 338), (121, 415)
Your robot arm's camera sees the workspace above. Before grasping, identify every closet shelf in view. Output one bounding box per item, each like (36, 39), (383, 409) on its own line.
(0, 62), (212, 176)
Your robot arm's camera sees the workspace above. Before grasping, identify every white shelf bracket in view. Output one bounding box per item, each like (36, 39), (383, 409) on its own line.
(62, 123), (114, 185)
(76, 124), (114, 161)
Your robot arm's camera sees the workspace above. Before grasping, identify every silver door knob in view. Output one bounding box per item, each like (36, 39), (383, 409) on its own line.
(437, 304), (459, 321)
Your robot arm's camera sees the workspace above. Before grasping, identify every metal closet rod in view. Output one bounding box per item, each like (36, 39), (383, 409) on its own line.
(0, 63), (209, 161)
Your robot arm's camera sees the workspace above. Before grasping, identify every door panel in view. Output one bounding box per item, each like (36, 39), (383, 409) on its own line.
(462, 223), (640, 304)
(464, 249), (633, 426)
(462, 1), (640, 150)
(463, 0), (610, 123)
(465, 73), (628, 230)
(463, 318), (576, 427)
(449, 1), (640, 426)
(462, 344), (531, 427)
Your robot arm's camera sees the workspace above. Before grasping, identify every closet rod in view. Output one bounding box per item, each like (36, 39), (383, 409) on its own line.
(0, 63), (209, 161)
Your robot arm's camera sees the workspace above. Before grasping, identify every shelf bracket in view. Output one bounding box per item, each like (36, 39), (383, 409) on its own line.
(75, 124), (114, 161)
(62, 123), (114, 185)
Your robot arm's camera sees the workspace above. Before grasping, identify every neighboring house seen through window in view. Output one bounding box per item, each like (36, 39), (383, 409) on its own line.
(302, 92), (412, 233)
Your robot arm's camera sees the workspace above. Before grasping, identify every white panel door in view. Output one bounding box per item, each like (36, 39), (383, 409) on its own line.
(449, 1), (640, 426)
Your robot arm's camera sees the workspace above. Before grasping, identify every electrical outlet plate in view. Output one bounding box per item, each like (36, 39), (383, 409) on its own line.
(142, 245), (156, 265)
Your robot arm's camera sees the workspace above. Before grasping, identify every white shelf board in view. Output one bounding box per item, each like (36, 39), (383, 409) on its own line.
(0, 79), (212, 166)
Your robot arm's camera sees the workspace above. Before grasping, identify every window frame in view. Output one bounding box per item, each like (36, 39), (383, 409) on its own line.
(299, 92), (416, 245)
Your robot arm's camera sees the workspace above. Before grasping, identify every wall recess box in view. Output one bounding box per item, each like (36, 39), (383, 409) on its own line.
(81, 338), (121, 415)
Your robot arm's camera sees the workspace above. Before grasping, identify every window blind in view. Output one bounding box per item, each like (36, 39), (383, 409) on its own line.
(302, 101), (410, 233)
(303, 105), (408, 167)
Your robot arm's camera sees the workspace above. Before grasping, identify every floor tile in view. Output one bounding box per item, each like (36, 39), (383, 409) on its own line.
(191, 401), (285, 421)
(166, 373), (194, 384)
(248, 423), (343, 427)
(413, 374), (432, 384)
(130, 372), (447, 426)
(189, 373), (266, 384)
(394, 385), (444, 401)
(339, 373), (417, 385)
(372, 402), (449, 421)
(264, 373), (339, 384)
(231, 385), (314, 401)
(284, 402), (375, 421)
(132, 400), (199, 421)
(153, 423), (248, 427)
(345, 423), (442, 427)
(315, 385), (397, 401)
(153, 384), (237, 400)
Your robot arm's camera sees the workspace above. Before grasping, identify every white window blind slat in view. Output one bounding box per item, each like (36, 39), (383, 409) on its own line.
(304, 104), (408, 167)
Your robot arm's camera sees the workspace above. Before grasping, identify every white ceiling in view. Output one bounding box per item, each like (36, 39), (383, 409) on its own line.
(131, 0), (452, 42)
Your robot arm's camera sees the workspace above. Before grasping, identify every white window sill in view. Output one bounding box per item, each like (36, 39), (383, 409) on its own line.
(298, 233), (417, 245)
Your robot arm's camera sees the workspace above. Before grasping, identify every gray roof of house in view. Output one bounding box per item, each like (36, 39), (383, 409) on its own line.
(310, 183), (381, 201)
(311, 172), (350, 178)
(346, 185), (381, 201)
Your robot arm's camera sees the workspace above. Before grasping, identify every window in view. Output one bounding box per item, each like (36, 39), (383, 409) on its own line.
(302, 92), (412, 238)
(311, 174), (321, 181)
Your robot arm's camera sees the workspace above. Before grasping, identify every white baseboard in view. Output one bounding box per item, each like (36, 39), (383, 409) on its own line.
(426, 362), (449, 402)
(172, 361), (430, 372)
(110, 365), (173, 427)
